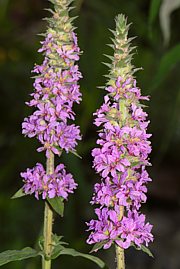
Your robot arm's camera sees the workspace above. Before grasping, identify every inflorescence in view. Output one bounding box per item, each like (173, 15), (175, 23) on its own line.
(21, 0), (81, 200)
(86, 15), (153, 251)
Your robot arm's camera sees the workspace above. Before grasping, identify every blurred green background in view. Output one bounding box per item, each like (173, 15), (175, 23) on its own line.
(0, 0), (180, 268)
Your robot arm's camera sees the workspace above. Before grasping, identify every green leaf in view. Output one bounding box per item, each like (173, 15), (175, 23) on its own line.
(131, 243), (154, 257)
(151, 44), (180, 91)
(0, 247), (40, 266)
(11, 188), (27, 199)
(51, 245), (65, 260)
(90, 240), (109, 253)
(47, 197), (64, 217)
(69, 150), (82, 159)
(52, 234), (64, 244)
(51, 247), (105, 268)
(38, 236), (44, 251)
(39, 234), (68, 255)
(141, 245), (154, 257)
(148, 0), (162, 26)
(52, 234), (68, 246)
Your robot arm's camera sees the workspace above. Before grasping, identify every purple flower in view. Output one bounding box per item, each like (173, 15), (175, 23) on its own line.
(57, 45), (79, 63)
(55, 122), (81, 152)
(117, 211), (153, 249)
(22, 28), (82, 158)
(21, 3), (82, 201)
(87, 75), (153, 250)
(92, 145), (130, 178)
(86, 207), (153, 250)
(21, 163), (77, 200)
(21, 163), (45, 199)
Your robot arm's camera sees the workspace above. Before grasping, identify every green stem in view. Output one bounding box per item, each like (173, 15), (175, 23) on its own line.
(42, 152), (54, 269)
(115, 245), (125, 269)
(115, 206), (125, 269)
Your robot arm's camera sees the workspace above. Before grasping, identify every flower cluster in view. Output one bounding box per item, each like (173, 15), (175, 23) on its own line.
(21, 1), (81, 200)
(22, 31), (82, 158)
(21, 163), (77, 200)
(87, 15), (153, 251)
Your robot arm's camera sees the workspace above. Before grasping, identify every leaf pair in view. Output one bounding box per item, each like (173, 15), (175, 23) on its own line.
(131, 243), (154, 257)
(90, 240), (153, 258)
(11, 188), (64, 217)
(0, 245), (105, 268)
(51, 246), (105, 268)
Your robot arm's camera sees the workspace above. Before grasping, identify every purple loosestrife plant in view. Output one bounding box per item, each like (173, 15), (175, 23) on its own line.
(0, 1), (104, 269)
(86, 14), (154, 269)
(21, 1), (82, 267)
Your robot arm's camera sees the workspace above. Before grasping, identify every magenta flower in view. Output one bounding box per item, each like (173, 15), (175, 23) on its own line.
(86, 15), (153, 253)
(21, 163), (77, 200)
(21, 6), (82, 200)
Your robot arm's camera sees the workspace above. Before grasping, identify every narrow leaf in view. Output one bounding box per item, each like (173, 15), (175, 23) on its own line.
(69, 150), (82, 159)
(0, 248), (40, 266)
(51, 234), (68, 246)
(131, 243), (154, 257)
(52, 234), (64, 244)
(151, 44), (180, 90)
(141, 245), (154, 257)
(51, 247), (105, 268)
(47, 197), (64, 217)
(44, 8), (54, 14)
(51, 245), (65, 260)
(38, 237), (44, 251)
(11, 188), (27, 199)
(90, 240), (109, 253)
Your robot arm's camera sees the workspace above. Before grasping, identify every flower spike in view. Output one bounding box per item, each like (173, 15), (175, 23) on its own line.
(86, 14), (153, 257)
(21, 0), (82, 200)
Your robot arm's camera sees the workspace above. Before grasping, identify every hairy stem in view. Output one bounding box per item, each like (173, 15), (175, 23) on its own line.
(42, 152), (54, 269)
(116, 206), (125, 269)
(115, 245), (125, 269)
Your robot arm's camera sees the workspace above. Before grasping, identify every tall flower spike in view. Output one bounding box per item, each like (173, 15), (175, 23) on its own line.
(21, 0), (82, 200)
(20, 1), (82, 268)
(86, 14), (153, 267)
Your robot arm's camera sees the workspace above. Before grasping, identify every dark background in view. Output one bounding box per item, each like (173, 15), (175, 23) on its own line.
(0, 0), (180, 268)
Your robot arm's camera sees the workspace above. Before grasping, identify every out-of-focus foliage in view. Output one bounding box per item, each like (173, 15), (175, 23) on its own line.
(0, 0), (180, 269)
(159, 0), (180, 45)
(148, 0), (162, 27)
